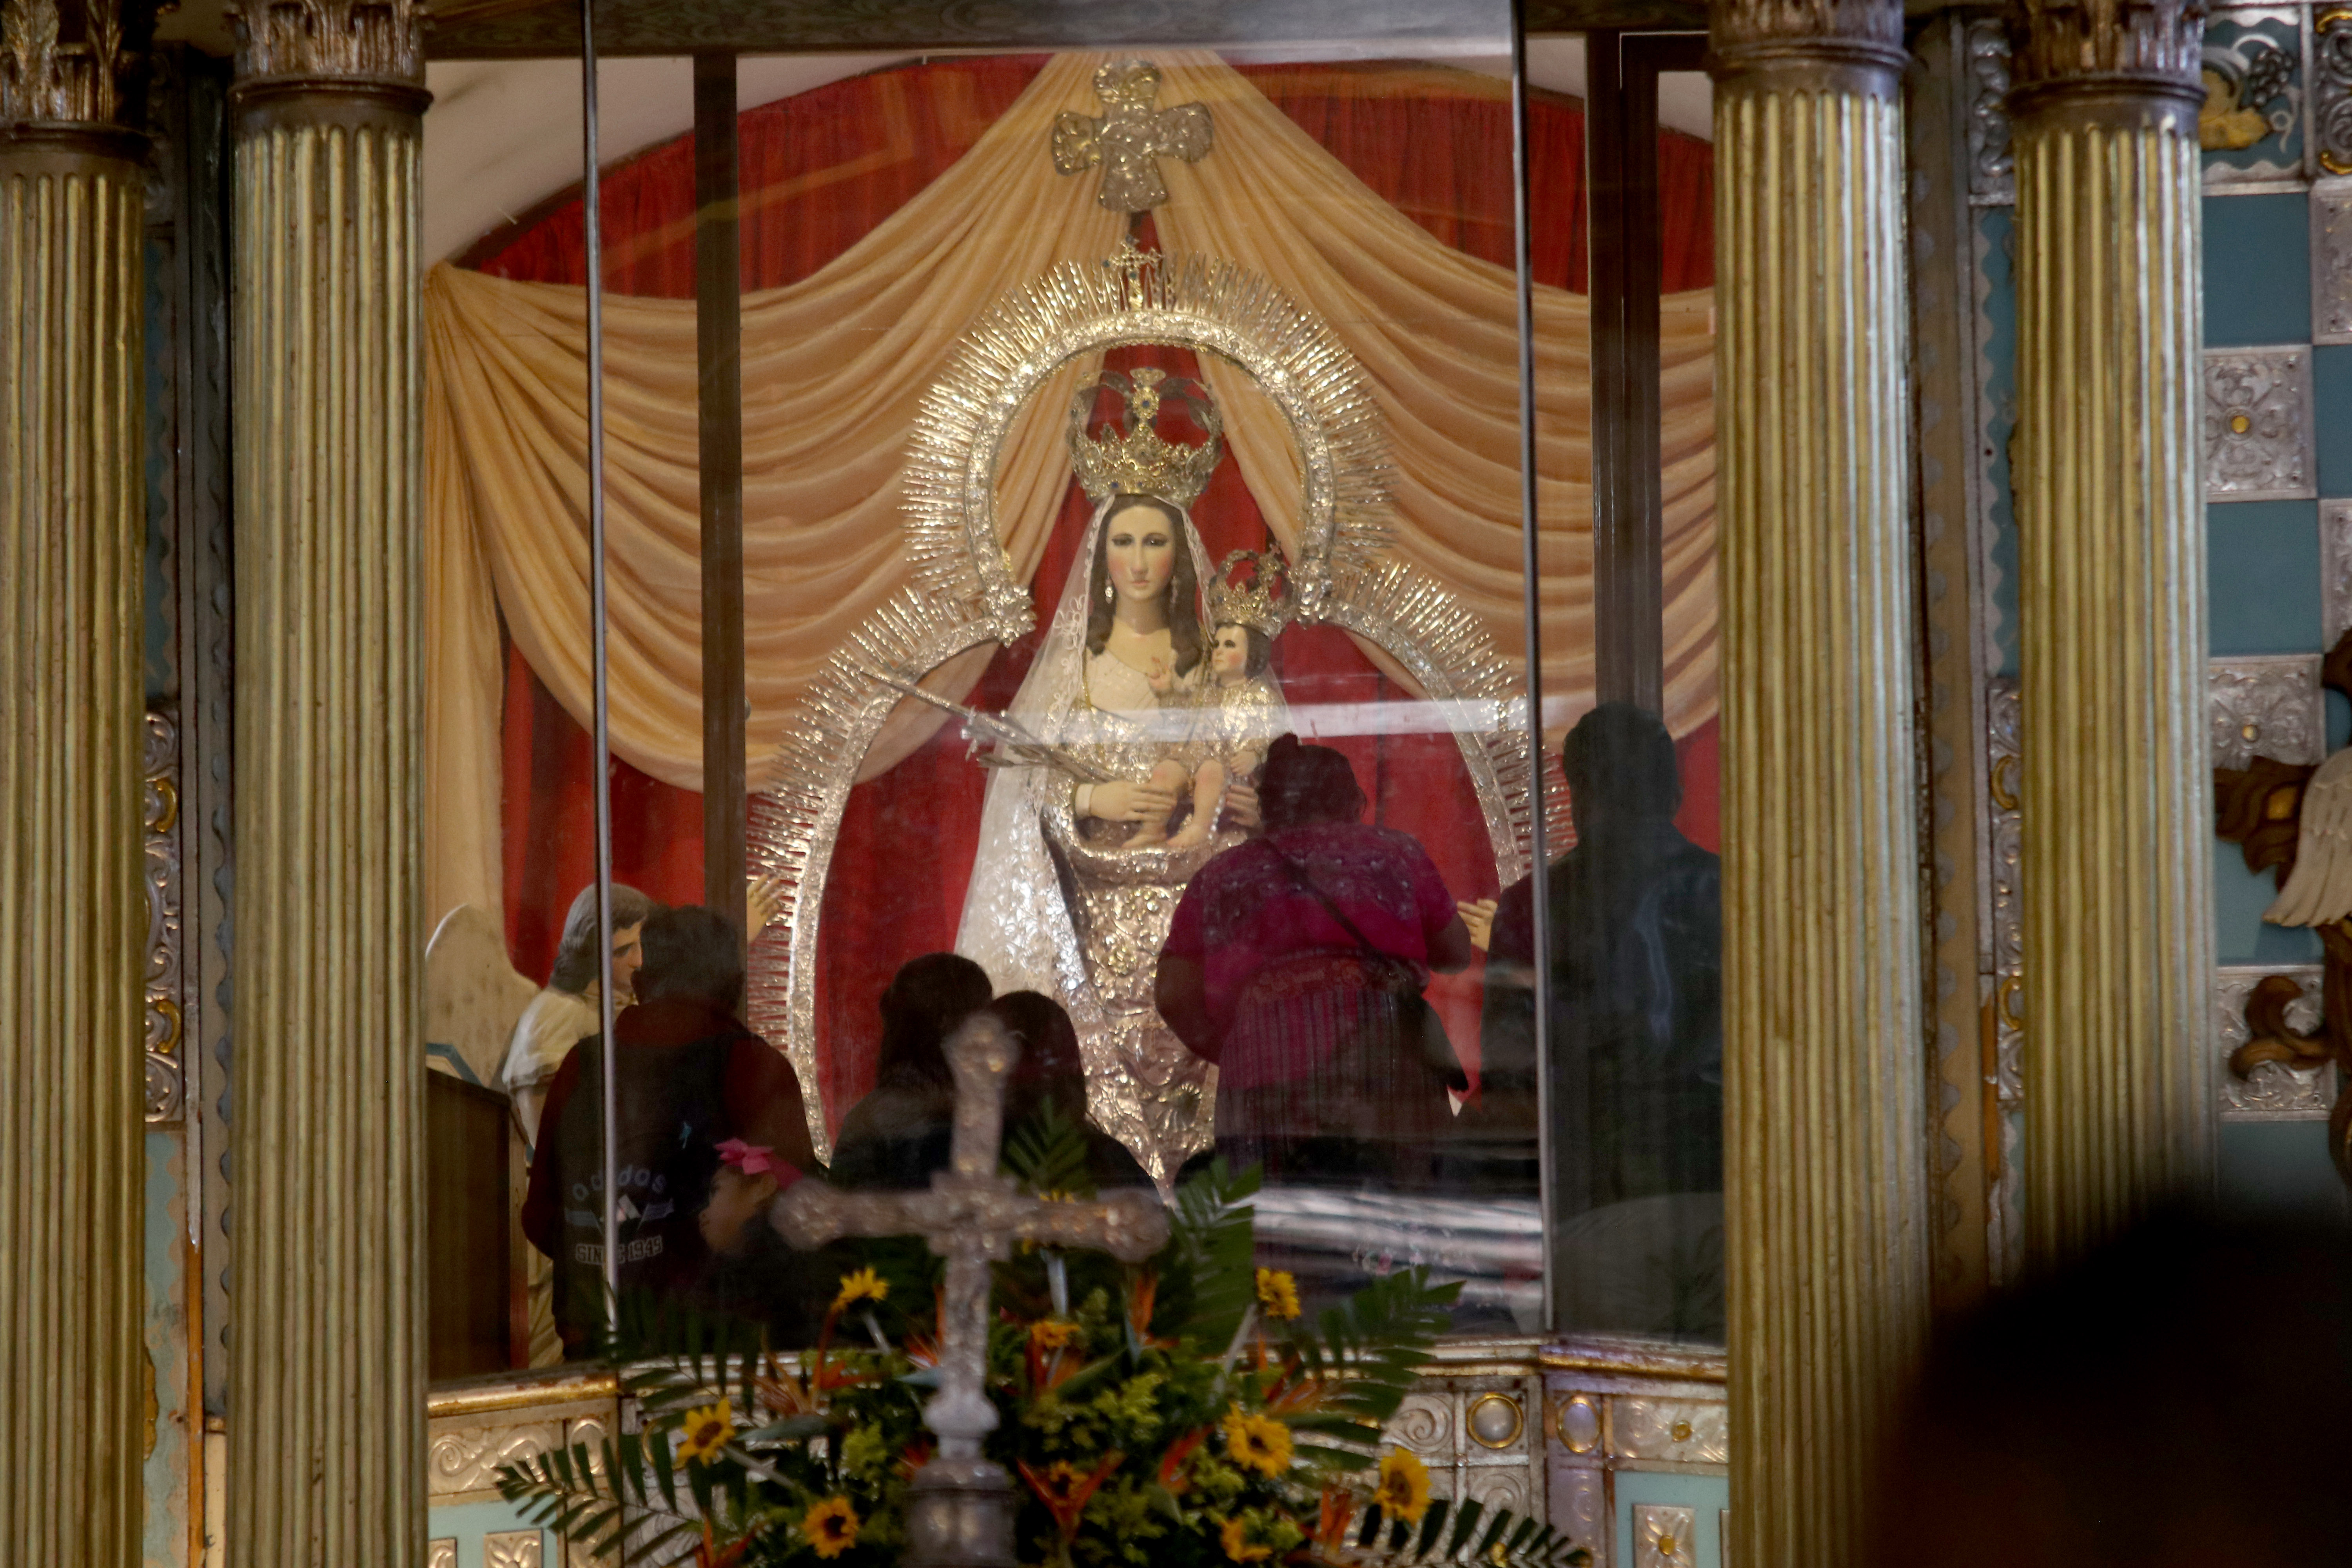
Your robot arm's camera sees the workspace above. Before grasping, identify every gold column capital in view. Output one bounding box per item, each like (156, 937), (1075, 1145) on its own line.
(1708, 0), (1908, 98)
(2004, 0), (2206, 127)
(225, 0), (430, 123)
(0, 0), (156, 158)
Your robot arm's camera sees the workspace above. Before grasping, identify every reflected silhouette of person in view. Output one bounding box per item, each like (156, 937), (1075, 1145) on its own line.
(828, 952), (994, 1191)
(1478, 702), (1722, 1338)
(522, 904), (818, 1356)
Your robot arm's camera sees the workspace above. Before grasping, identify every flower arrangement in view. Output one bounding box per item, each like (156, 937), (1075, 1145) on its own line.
(499, 1111), (1586, 1568)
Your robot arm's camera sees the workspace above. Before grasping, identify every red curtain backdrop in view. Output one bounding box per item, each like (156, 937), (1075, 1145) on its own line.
(474, 55), (1717, 1124)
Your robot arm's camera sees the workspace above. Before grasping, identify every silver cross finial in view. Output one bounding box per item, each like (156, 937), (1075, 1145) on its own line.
(773, 1013), (1169, 1566)
(1051, 59), (1213, 214)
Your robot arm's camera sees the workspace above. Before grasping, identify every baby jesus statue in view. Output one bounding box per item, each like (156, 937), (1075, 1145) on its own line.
(1125, 550), (1293, 850)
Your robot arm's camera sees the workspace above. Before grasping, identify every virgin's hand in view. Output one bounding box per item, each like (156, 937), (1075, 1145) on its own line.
(1086, 780), (1180, 823)
(1457, 897), (1499, 953)
(1220, 782), (1263, 831)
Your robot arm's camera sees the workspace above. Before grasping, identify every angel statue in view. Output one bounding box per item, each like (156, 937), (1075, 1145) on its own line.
(2213, 631), (2352, 1187)
(954, 368), (1290, 1184)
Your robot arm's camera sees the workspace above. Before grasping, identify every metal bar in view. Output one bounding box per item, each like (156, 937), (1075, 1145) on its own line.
(579, 0), (620, 1331)
(694, 51), (748, 964)
(1509, 0), (1556, 1332)
(1586, 28), (1671, 714)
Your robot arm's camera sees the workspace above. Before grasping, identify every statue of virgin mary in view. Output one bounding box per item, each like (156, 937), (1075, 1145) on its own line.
(956, 369), (1287, 1183)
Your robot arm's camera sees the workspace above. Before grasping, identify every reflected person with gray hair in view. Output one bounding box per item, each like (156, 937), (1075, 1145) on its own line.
(499, 882), (657, 1147)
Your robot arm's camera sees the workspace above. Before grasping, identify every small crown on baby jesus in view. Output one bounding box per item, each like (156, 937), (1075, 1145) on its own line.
(1205, 548), (1294, 639)
(1066, 367), (1224, 509)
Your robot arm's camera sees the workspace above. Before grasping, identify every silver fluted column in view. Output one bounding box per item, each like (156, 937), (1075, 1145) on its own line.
(2007, 0), (2215, 1267)
(0, 2), (151, 1562)
(223, 3), (430, 1564)
(1708, 0), (1934, 1562)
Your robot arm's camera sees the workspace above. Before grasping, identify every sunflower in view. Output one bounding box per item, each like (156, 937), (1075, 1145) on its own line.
(802, 1496), (861, 1559)
(1219, 1405), (1294, 1478)
(672, 1399), (733, 1468)
(1030, 1318), (1080, 1350)
(1374, 1447), (1432, 1524)
(831, 1267), (889, 1313)
(1219, 1515), (1274, 1564)
(1253, 1267), (1301, 1320)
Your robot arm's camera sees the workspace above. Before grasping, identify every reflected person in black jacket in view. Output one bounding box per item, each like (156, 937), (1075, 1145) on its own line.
(1477, 702), (1722, 1339)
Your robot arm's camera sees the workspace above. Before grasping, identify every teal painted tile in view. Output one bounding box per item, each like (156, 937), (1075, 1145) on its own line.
(2207, 499), (2321, 655)
(2214, 838), (2322, 965)
(2219, 1121), (2352, 1221)
(2311, 346), (2352, 495)
(2203, 191), (2310, 346)
(1616, 1470), (1730, 1568)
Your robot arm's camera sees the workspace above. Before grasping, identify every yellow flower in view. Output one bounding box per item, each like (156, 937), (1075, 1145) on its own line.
(1375, 1447), (1432, 1524)
(1031, 1318), (1080, 1350)
(1220, 1515), (1273, 1564)
(832, 1267), (889, 1313)
(1253, 1268), (1301, 1320)
(802, 1496), (861, 1559)
(1219, 1405), (1294, 1478)
(672, 1398), (733, 1468)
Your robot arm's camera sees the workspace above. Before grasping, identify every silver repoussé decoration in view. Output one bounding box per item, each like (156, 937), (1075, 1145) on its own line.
(750, 245), (1537, 1158)
(144, 708), (184, 1122)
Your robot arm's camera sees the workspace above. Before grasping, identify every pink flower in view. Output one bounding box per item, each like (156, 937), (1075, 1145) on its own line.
(715, 1138), (775, 1175)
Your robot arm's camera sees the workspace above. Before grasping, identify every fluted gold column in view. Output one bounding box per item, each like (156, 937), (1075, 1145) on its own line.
(2008, 0), (2213, 1268)
(224, 4), (429, 1564)
(1710, 2), (1932, 1562)
(0, 4), (150, 1563)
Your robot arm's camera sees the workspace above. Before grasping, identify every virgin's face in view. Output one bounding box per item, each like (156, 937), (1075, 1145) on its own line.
(1103, 504), (1177, 605)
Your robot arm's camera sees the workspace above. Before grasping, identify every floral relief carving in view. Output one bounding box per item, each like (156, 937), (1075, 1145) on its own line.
(2215, 966), (2336, 1119)
(2323, 501), (2352, 644)
(2317, 6), (2352, 174)
(1611, 1398), (1730, 1465)
(2204, 347), (2315, 501)
(2209, 655), (2325, 771)
(484, 1531), (544, 1568)
(1989, 679), (2024, 1107)
(427, 1421), (563, 1497)
(1635, 1503), (1698, 1568)
(2321, 190), (2352, 346)
(143, 708), (184, 1122)
(1968, 19), (2018, 203)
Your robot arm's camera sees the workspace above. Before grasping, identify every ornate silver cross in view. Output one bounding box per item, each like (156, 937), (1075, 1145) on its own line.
(774, 1013), (1168, 1566)
(1051, 59), (1213, 214)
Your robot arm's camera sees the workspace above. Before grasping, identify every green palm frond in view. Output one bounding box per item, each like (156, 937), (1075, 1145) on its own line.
(589, 1290), (769, 1421)
(1150, 1157), (1259, 1349)
(1001, 1102), (1098, 1197)
(1347, 1497), (1592, 1568)
(495, 1433), (703, 1561)
(1281, 1268), (1459, 1470)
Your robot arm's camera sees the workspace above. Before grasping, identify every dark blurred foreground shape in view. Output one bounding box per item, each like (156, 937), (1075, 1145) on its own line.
(1869, 1208), (2352, 1568)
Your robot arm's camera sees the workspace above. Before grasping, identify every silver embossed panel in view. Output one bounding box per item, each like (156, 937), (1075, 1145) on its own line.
(2210, 655), (2325, 770)
(2215, 965), (2337, 1120)
(428, 1541), (457, 1568)
(1612, 1397), (1730, 1466)
(2205, 347), (2316, 501)
(2316, 181), (2352, 344)
(485, 1532), (544, 1568)
(1635, 1504), (1697, 1568)
(2323, 499), (2352, 646)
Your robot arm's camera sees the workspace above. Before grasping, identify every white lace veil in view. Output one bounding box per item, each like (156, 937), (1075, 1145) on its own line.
(952, 493), (1221, 1004)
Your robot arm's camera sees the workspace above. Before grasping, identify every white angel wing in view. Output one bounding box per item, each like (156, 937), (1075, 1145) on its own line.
(424, 904), (540, 1087)
(2266, 747), (2352, 926)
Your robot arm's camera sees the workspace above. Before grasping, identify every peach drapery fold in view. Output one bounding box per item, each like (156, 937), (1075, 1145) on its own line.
(421, 50), (1717, 930)
(1146, 54), (1716, 733)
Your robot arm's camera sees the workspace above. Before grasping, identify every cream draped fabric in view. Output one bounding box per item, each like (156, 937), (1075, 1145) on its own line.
(422, 50), (1716, 930)
(1147, 54), (1716, 731)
